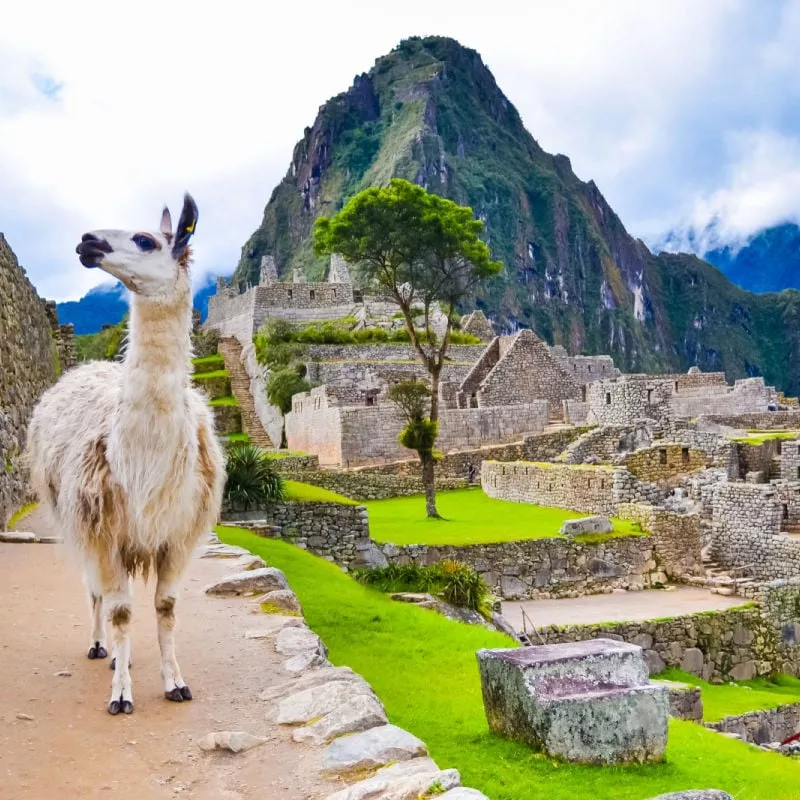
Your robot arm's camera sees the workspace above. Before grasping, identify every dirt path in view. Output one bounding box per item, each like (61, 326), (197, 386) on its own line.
(0, 512), (341, 800)
(502, 585), (745, 631)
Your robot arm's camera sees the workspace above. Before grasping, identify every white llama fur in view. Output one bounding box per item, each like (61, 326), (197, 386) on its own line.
(26, 195), (225, 715)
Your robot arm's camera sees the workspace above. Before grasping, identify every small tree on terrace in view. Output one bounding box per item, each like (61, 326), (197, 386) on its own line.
(313, 178), (502, 518)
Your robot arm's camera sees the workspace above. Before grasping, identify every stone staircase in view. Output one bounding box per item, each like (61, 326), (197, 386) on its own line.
(218, 336), (274, 448)
(688, 550), (758, 596)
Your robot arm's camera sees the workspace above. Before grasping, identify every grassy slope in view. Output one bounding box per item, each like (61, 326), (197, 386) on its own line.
(659, 669), (800, 722)
(364, 487), (641, 545)
(729, 431), (800, 444)
(283, 480), (358, 505)
(217, 528), (800, 800)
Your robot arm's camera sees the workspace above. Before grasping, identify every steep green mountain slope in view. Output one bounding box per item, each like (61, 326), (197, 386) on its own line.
(234, 35), (800, 393)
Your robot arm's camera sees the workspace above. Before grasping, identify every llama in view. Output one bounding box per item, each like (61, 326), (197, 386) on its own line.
(26, 194), (225, 715)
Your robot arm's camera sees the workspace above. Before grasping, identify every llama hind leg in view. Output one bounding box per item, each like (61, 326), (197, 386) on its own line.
(105, 567), (135, 715)
(85, 566), (107, 660)
(155, 550), (192, 702)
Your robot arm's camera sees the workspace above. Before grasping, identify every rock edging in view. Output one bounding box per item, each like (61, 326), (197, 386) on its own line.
(202, 532), (489, 800)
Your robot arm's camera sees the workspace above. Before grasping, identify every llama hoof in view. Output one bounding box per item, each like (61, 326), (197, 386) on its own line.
(108, 696), (134, 715)
(88, 643), (108, 660)
(121, 700), (134, 714)
(165, 687), (185, 702)
(180, 686), (192, 701)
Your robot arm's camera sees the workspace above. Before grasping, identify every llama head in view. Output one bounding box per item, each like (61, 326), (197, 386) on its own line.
(76, 193), (198, 298)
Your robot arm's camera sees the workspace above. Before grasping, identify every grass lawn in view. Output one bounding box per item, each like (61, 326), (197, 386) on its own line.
(192, 369), (229, 380)
(208, 396), (239, 407)
(283, 480), (358, 505)
(217, 527), (800, 800)
(659, 669), (800, 722)
(191, 354), (225, 371)
(364, 488), (643, 546)
(729, 430), (800, 444)
(225, 432), (250, 444)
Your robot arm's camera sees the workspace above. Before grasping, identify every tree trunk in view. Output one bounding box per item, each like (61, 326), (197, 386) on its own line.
(421, 451), (439, 518)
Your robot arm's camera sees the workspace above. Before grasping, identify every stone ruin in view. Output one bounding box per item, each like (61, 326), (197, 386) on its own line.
(477, 639), (669, 764)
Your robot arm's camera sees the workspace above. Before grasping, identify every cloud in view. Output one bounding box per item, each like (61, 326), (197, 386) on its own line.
(1, 0), (798, 300)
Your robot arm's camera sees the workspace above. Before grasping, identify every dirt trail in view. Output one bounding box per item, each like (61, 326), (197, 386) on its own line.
(0, 512), (341, 800)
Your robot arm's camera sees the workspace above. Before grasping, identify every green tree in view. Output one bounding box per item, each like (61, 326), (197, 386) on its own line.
(314, 178), (502, 517)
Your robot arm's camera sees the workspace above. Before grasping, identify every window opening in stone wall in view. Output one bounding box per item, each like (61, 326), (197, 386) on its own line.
(310, 290), (316, 301)
(588, 364), (592, 372)
(600, 479), (605, 489)
(783, 504), (789, 522)
(674, 381), (679, 392)
(605, 392), (611, 405)
(287, 289), (293, 300)
(333, 289), (337, 299)
(581, 386), (587, 402)
(587, 479), (592, 489)
(777, 441), (783, 455)
(659, 448), (667, 465)
(365, 395), (376, 407)
(470, 393), (478, 408)
(797, 466), (800, 480)
(682, 447), (689, 464)
(647, 389), (653, 404)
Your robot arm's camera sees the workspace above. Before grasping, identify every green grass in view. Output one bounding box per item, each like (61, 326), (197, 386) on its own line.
(192, 369), (229, 380)
(192, 354), (225, 371)
(209, 396), (239, 407)
(364, 488), (642, 545)
(226, 432), (250, 444)
(8, 502), (37, 528)
(658, 669), (800, 722)
(217, 527), (800, 800)
(283, 480), (358, 505)
(264, 450), (310, 460)
(729, 430), (800, 444)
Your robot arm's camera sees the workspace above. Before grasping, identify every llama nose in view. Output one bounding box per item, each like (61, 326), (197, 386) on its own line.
(82, 232), (100, 242)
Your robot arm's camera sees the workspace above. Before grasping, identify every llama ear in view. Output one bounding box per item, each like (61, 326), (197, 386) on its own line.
(172, 193), (198, 258)
(160, 206), (173, 237)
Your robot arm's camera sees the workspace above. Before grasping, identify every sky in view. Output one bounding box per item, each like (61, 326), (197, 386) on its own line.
(1, 0), (799, 302)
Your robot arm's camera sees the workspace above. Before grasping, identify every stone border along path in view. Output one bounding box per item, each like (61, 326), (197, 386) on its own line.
(202, 531), (490, 800)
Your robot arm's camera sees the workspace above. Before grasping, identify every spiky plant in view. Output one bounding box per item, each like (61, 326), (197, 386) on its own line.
(224, 443), (285, 511)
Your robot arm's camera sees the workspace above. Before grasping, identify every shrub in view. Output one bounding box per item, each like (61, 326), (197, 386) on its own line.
(224, 443), (284, 511)
(353, 561), (490, 612)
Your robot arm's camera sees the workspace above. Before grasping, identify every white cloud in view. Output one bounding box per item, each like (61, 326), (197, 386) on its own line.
(1, 0), (798, 300)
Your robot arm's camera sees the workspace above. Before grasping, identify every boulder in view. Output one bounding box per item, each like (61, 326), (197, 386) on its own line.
(257, 589), (302, 616)
(321, 724), (427, 776)
(652, 679), (703, 721)
(324, 758), (458, 800)
(292, 693), (388, 745)
(197, 731), (267, 754)
(0, 531), (36, 543)
(559, 516), (613, 536)
(204, 567), (289, 595)
(476, 639), (669, 764)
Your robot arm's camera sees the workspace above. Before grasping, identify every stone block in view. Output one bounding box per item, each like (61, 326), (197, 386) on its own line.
(652, 679), (703, 721)
(204, 567), (289, 596)
(729, 660), (757, 681)
(476, 639), (668, 764)
(680, 647), (705, 676)
(321, 724), (427, 775)
(559, 516), (614, 536)
(0, 531), (36, 543)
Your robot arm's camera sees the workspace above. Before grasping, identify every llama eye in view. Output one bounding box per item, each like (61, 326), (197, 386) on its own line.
(132, 235), (156, 252)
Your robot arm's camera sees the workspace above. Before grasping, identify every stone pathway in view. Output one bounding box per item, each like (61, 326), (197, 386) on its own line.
(0, 521), (339, 799)
(218, 336), (274, 448)
(501, 586), (745, 632)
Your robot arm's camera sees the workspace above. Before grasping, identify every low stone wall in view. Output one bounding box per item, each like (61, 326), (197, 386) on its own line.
(617, 503), (703, 579)
(707, 703), (800, 745)
(380, 535), (659, 600)
(289, 469), (467, 500)
(540, 606), (787, 680)
(212, 404), (241, 436)
(226, 501), (372, 570)
(622, 444), (708, 482)
(304, 343), (487, 363)
(481, 460), (663, 515)
(271, 454), (320, 473)
(701, 411), (800, 430)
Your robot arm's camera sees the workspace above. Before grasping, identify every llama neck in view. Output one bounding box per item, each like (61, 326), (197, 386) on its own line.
(121, 290), (193, 415)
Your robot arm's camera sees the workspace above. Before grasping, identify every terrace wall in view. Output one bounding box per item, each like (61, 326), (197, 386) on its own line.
(540, 606), (790, 680)
(380, 535), (659, 600)
(622, 444), (709, 482)
(701, 411), (800, 430)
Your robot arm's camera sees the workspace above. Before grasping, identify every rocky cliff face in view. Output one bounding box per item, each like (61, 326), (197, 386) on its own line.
(0, 234), (60, 526)
(234, 35), (800, 393)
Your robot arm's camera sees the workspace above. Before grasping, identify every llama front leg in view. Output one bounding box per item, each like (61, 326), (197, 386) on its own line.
(105, 569), (134, 715)
(155, 552), (192, 702)
(84, 564), (107, 660)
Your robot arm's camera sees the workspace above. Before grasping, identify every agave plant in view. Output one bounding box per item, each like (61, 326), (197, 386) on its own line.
(224, 443), (285, 511)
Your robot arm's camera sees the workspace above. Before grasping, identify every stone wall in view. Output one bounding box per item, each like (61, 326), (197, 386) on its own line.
(759, 579), (800, 658)
(553, 353), (618, 385)
(540, 605), (788, 680)
(587, 378), (673, 427)
(225, 501), (372, 570)
(616, 503), (703, 579)
(0, 234), (59, 527)
(707, 703), (800, 745)
(780, 440), (800, 482)
(270, 454), (320, 473)
(670, 377), (777, 418)
(481, 461), (663, 515)
(711, 483), (800, 580)
(304, 344), (486, 364)
(287, 389), (548, 467)
(380, 534), (659, 599)
(622, 444), (709, 482)
(560, 425), (647, 465)
(289, 469), (468, 500)
(701, 411), (800, 430)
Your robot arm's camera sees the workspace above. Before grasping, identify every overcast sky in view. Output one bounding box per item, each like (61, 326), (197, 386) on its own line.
(1, 0), (798, 302)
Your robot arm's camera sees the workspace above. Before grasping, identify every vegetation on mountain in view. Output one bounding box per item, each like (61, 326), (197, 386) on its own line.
(314, 178), (502, 516)
(75, 317), (127, 361)
(234, 35), (800, 393)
